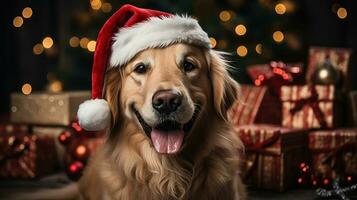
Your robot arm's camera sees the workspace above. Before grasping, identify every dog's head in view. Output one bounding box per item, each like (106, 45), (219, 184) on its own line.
(105, 43), (238, 155)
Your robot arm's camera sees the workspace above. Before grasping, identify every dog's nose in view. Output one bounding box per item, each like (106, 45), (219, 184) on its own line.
(152, 90), (182, 114)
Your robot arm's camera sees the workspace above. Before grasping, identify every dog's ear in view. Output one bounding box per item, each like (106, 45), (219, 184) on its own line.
(208, 50), (239, 121)
(104, 68), (122, 128)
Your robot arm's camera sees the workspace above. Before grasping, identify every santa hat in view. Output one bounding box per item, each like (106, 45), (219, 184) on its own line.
(77, 4), (212, 131)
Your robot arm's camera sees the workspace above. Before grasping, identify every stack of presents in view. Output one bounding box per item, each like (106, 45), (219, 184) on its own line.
(0, 91), (103, 180)
(229, 47), (357, 191)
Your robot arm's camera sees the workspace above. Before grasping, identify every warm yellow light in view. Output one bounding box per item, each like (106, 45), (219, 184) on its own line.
(273, 31), (284, 43)
(235, 24), (247, 36)
(22, 7), (33, 19)
(101, 2), (112, 13)
(87, 40), (96, 52)
(255, 43), (262, 54)
(337, 7), (347, 19)
(275, 3), (286, 15)
(80, 37), (89, 49)
(22, 83), (32, 95)
(219, 10), (231, 22)
(42, 37), (54, 49)
(236, 45), (248, 57)
(209, 37), (217, 48)
(91, 0), (102, 10)
(13, 16), (24, 28)
(33, 43), (44, 55)
(69, 36), (80, 47)
(49, 80), (63, 93)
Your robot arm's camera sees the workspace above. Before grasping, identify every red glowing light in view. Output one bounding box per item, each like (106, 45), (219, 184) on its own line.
(258, 74), (265, 81)
(76, 145), (87, 156)
(299, 162), (306, 169)
(312, 180), (317, 186)
(72, 122), (83, 132)
(323, 178), (330, 185)
(298, 178), (303, 184)
(347, 176), (352, 182)
(254, 79), (261, 86)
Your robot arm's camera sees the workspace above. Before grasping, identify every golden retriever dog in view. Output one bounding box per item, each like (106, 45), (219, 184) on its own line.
(79, 43), (246, 200)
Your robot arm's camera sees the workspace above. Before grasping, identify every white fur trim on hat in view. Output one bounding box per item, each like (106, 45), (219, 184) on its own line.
(109, 15), (211, 68)
(77, 99), (110, 131)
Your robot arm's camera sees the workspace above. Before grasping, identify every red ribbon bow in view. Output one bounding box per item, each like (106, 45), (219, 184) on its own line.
(289, 85), (328, 128)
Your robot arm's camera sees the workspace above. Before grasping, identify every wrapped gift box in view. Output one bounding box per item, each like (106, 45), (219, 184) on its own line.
(235, 124), (307, 191)
(306, 47), (351, 89)
(229, 85), (281, 125)
(32, 126), (67, 167)
(280, 85), (342, 129)
(0, 133), (57, 179)
(309, 128), (357, 178)
(10, 91), (90, 126)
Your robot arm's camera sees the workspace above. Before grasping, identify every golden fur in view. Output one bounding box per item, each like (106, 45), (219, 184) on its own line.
(79, 44), (246, 200)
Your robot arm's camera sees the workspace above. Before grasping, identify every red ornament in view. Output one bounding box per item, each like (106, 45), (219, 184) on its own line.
(71, 121), (83, 133)
(58, 131), (72, 145)
(67, 161), (84, 180)
(73, 144), (90, 161)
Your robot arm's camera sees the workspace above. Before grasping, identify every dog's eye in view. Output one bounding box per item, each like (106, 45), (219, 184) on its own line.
(183, 60), (196, 72)
(134, 64), (147, 74)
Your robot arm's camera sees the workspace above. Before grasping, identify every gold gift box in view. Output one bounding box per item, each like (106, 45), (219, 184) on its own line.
(10, 91), (90, 126)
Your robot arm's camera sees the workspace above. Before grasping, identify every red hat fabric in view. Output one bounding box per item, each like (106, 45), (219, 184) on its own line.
(77, 4), (211, 131)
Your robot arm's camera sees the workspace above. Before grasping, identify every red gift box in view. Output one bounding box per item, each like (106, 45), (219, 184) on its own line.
(280, 85), (342, 129)
(229, 85), (281, 125)
(235, 124), (307, 191)
(0, 133), (57, 179)
(309, 128), (357, 178)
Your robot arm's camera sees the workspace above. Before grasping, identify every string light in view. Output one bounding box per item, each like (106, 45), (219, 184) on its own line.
(101, 2), (112, 13)
(275, 3), (286, 15)
(219, 10), (231, 22)
(13, 16), (24, 28)
(21, 83), (32, 95)
(273, 31), (284, 43)
(69, 36), (80, 47)
(33, 43), (44, 55)
(255, 43), (262, 54)
(76, 145), (87, 157)
(42, 37), (54, 49)
(90, 0), (102, 10)
(22, 7), (33, 19)
(49, 80), (63, 92)
(337, 7), (347, 19)
(80, 37), (89, 49)
(87, 40), (96, 52)
(209, 37), (217, 48)
(235, 24), (247, 36)
(236, 45), (248, 57)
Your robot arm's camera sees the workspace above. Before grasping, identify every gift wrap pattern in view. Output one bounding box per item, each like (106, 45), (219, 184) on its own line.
(11, 91), (90, 126)
(309, 128), (357, 177)
(280, 85), (340, 129)
(235, 124), (307, 191)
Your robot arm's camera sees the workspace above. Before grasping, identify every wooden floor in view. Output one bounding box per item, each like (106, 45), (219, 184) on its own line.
(0, 173), (356, 200)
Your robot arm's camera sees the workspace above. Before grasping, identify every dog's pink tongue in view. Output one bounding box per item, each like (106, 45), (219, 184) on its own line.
(151, 129), (184, 154)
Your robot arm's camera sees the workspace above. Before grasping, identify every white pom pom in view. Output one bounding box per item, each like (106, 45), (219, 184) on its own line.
(77, 99), (110, 131)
